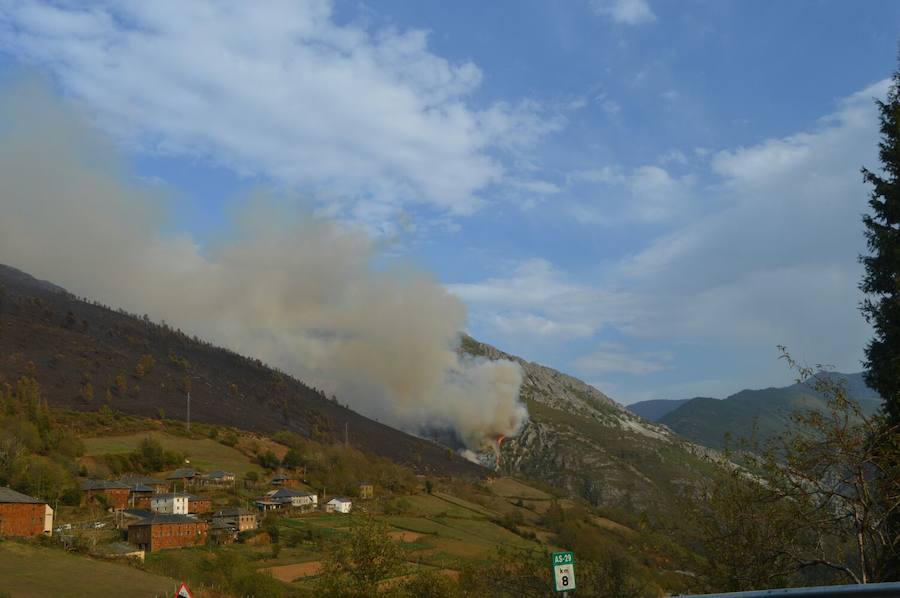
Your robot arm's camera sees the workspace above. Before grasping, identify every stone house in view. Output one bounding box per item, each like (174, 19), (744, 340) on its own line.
(81, 479), (130, 510)
(119, 475), (167, 494)
(211, 507), (258, 532)
(185, 494), (212, 514)
(0, 486), (53, 537)
(198, 471), (235, 487)
(269, 474), (299, 488)
(358, 482), (374, 499)
(127, 514), (208, 552)
(166, 468), (199, 490)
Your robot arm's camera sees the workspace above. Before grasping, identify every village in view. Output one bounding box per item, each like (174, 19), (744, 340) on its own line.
(0, 464), (365, 559)
(0, 425), (576, 596)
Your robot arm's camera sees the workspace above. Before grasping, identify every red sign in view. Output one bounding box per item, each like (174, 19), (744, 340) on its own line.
(174, 582), (193, 598)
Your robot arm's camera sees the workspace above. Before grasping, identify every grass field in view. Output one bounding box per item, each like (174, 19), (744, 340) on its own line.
(82, 431), (264, 475)
(0, 541), (180, 597)
(488, 477), (553, 500)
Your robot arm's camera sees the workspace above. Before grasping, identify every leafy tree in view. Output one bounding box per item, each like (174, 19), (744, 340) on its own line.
(134, 354), (155, 379)
(257, 449), (280, 470)
(676, 464), (807, 591)
(281, 447), (302, 470)
(395, 568), (458, 598)
(195, 551), (285, 598)
(316, 515), (404, 597)
(137, 437), (166, 471)
(114, 372), (128, 395)
(80, 382), (93, 402)
(680, 352), (900, 587)
(9, 455), (78, 506)
(219, 430), (239, 447)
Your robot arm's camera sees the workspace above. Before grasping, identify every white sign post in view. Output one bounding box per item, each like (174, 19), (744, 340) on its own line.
(552, 551), (576, 593)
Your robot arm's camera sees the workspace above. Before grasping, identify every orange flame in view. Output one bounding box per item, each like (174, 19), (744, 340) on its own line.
(495, 435), (506, 468)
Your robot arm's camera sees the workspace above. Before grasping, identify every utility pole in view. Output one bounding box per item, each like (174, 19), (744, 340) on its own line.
(344, 421), (349, 447)
(186, 390), (191, 433)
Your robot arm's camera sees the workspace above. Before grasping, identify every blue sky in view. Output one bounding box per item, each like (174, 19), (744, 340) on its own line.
(2, 0), (899, 404)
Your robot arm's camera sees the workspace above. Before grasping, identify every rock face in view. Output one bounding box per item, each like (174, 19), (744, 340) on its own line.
(461, 335), (722, 509)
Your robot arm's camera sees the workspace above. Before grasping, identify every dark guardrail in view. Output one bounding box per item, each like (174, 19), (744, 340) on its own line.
(677, 582), (900, 598)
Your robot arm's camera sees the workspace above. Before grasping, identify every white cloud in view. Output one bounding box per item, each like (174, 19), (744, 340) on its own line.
(447, 258), (637, 342)
(591, 0), (656, 25)
(0, 0), (561, 222)
(660, 90), (679, 102)
(566, 163), (694, 224)
(658, 149), (687, 165)
(573, 348), (674, 375)
(626, 165), (694, 222)
(616, 80), (891, 373)
(567, 166), (626, 185)
(513, 179), (562, 195)
(459, 80), (888, 398)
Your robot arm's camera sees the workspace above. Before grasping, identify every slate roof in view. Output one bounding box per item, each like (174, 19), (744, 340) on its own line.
(166, 468), (198, 479)
(128, 514), (203, 526)
(81, 479), (130, 491)
(122, 509), (154, 519)
(0, 486), (44, 504)
(265, 488), (314, 499)
(119, 475), (166, 487)
(204, 470), (234, 479)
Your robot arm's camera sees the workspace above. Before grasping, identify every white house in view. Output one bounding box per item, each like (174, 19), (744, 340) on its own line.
(326, 497), (352, 514)
(149, 493), (189, 515)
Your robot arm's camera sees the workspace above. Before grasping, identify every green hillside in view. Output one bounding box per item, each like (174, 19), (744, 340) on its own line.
(627, 398), (692, 421)
(460, 336), (724, 511)
(657, 373), (883, 450)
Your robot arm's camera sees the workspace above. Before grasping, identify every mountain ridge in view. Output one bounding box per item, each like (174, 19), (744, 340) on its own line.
(1, 262), (728, 510)
(630, 372), (882, 450)
(460, 335), (725, 509)
(0, 263), (483, 477)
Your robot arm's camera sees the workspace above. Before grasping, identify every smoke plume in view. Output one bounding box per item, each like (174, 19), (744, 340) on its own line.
(0, 81), (527, 450)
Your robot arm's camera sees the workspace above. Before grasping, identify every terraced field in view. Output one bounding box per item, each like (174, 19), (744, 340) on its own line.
(82, 430), (267, 475)
(264, 486), (547, 592)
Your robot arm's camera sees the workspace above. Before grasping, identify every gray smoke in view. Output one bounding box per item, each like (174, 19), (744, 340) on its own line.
(0, 80), (527, 450)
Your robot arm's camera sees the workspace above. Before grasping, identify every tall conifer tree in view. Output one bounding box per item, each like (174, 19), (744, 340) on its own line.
(861, 64), (900, 425)
(860, 58), (900, 581)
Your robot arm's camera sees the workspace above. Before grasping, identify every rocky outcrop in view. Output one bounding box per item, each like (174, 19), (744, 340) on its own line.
(461, 335), (726, 509)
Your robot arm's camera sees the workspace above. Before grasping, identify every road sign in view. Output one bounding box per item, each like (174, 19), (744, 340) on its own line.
(552, 551), (576, 592)
(174, 582), (193, 598)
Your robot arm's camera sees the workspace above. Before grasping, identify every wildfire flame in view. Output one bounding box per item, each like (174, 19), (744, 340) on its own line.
(495, 434), (506, 468)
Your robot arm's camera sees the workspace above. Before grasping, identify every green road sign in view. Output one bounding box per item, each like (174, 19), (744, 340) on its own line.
(551, 551), (576, 592)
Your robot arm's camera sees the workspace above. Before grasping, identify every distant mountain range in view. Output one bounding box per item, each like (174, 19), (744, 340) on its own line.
(628, 374), (883, 450)
(625, 398), (693, 421)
